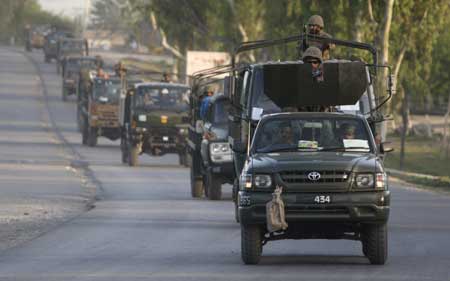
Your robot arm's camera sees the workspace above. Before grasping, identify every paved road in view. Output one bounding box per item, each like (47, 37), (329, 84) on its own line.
(0, 47), (449, 281)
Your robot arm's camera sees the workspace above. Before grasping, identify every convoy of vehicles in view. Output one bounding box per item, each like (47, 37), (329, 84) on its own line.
(34, 25), (394, 266)
(119, 80), (191, 166)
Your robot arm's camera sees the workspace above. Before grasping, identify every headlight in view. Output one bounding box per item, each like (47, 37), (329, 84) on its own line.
(138, 115), (147, 122)
(355, 173), (374, 188)
(209, 142), (232, 163)
(375, 172), (387, 189)
(179, 128), (187, 135)
(254, 175), (272, 188)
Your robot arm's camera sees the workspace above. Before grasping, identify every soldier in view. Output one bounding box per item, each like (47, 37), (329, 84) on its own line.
(302, 46), (323, 82)
(302, 15), (333, 60)
(161, 72), (171, 83)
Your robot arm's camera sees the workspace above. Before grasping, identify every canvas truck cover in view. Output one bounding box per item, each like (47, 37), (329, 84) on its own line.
(259, 61), (367, 108)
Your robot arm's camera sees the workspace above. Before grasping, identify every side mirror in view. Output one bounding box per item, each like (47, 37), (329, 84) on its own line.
(388, 74), (396, 95)
(251, 107), (263, 121)
(379, 142), (394, 154)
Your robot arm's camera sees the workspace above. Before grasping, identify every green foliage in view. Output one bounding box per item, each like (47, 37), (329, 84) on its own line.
(0, 0), (75, 43)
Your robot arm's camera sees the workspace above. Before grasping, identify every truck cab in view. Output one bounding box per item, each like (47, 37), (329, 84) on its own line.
(119, 82), (191, 166)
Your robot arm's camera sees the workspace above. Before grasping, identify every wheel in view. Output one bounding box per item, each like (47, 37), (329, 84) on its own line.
(121, 138), (128, 164)
(190, 163), (203, 198)
(362, 223), (388, 265)
(233, 179), (240, 223)
(81, 119), (88, 145)
(45, 55), (50, 63)
(87, 127), (98, 147)
(241, 224), (263, 265)
(128, 144), (139, 166)
(62, 87), (68, 101)
(206, 171), (222, 200)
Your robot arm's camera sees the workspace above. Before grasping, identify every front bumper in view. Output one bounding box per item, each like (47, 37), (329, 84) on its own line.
(208, 161), (235, 181)
(238, 190), (390, 224)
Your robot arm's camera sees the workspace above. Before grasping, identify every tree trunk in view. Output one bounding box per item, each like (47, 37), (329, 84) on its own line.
(399, 86), (410, 170)
(378, 0), (395, 143)
(442, 92), (450, 159)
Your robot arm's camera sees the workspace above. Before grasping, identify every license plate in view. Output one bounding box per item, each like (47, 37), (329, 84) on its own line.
(297, 195), (332, 204)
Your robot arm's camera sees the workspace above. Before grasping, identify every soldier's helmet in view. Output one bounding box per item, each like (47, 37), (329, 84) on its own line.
(307, 15), (324, 28)
(302, 46), (323, 63)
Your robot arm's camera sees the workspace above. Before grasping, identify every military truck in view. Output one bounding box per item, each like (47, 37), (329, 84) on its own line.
(43, 31), (73, 63)
(79, 77), (122, 146)
(61, 56), (97, 101)
(225, 34), (394, 265)
(56, 38), (88, 74)
(188, 68), (234, 200)
(119, 80), (191, 166)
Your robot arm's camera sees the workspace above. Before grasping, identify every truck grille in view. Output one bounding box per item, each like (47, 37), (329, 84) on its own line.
(280, 170), (350, 184)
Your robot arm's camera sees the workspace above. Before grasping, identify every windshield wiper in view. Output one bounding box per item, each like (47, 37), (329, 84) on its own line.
(320, 146), (370, 152)
(258, 146), (316, 153)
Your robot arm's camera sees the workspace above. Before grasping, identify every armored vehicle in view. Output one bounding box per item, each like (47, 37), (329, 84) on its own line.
(225, 34), (393, 265)
(56, 38), (88, 73)
(43, 31), (72, 63)
(119, 81), (191, 166)
(80, 77), (122, 146)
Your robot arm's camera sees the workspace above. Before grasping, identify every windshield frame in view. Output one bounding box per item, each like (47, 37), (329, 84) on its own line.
(92, 78), (122, 104)
(250, 113), (376, 155)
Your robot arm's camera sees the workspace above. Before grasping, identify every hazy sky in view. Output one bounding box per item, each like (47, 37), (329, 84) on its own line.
(38, 0), (87, 17)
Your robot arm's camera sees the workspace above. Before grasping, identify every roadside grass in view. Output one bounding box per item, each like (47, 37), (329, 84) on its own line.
(384, 135), (450, 190)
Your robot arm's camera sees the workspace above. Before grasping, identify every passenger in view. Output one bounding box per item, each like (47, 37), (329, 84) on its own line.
(96, 67), (109, 79)
(161, 72), (171, 83)
(302, 15), (333, 60)
(199, 89), (214, 119)
(276, 123), (296, 146)
(114, 61), (127, 77)
(339, 123), (356, 140)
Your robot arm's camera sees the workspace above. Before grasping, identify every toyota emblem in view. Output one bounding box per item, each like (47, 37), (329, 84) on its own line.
(307, 171), (321, 181)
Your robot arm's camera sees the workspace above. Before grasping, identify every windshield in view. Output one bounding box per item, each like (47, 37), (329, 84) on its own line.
(212, 99), (230, 124)
(61, 41), (84, 52)
(253, 116), (373, 153)
(134, 86), (189, 112)
(79, 59), (97, 69)
(93, 79), (121, 104)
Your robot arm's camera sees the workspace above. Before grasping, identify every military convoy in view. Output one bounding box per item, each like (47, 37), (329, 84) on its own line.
(119, 76), (191, 166)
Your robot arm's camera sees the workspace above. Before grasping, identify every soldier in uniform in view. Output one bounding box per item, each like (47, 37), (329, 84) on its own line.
(302, 15), (333, 60)
(302, 46), (323, 82)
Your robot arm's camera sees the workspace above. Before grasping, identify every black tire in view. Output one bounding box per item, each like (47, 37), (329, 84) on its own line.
(87, 127), (98, 147)
(362, 223), (388, 265)
(45, 55), (50, 63)
(121, 139), (128, 164)
(81, 120), (88, 145)
(190, 166), (203, 198)
(241, 224), (263, 265)
(62, 87), (68, 101)
(233, 179), (240, 222)
(206, 171), (222, 200)
(128, 144), (139, 166)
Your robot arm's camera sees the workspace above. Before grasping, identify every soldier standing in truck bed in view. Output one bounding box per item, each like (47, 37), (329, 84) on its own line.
(301, 15), (333, 60)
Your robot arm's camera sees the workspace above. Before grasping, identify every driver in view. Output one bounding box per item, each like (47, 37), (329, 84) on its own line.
(275, 122), (296, 146)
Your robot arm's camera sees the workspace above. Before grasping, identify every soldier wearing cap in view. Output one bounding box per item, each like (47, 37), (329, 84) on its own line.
(302, 15), (333, 60)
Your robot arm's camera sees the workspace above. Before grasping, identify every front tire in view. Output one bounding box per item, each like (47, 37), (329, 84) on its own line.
(362, 223), (388, 265)
(62, 87), (68, 101)
(206, 171), (222, 200)
(241, 224), (263, 265)
(128, 144), (139, 166)
(87, 127), (98, 147)
(190, 161), (203, 198)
